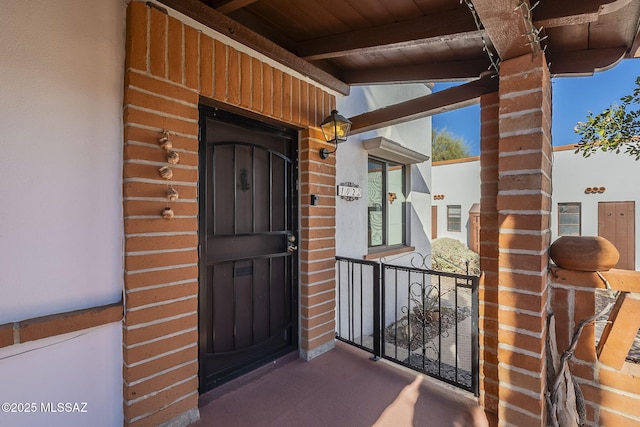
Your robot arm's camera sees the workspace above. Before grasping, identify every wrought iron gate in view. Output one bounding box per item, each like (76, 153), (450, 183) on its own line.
(335, 256), (479, 395)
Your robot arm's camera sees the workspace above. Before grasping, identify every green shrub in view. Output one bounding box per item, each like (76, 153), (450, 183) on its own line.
(431, 237), (480, 275)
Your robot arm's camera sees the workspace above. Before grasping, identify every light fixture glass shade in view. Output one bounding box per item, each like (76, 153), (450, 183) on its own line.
(320, 110), (352, 144)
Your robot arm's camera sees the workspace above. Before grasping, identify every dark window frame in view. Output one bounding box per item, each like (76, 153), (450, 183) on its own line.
(558, 202), (582, 236)
(367, 156), (407, 249)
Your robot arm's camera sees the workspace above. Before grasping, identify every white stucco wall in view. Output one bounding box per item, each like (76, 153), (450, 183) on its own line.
(1, 0), (125, 321)
(0, 1), (126, 424)
(551, 148), (640, 270)
(432, 148), (640, 270)
(431, 159), (481, 245)
(0, 324), (122, 426)
(336, 84), (433, 259)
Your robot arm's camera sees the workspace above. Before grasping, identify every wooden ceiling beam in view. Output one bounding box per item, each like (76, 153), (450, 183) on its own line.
(470, 0), (538, 61)
(297, 10), (480, 61)
(628, 31), (640, 58)
(549, 48), (627, 76)
(216, 0), (260, 14)
(534, 0), (634, 28)
(156, 0), (350, 95)
(293, 0), (632, 60)
(342, 59), (491, 85)
(348, 74), (498, 135)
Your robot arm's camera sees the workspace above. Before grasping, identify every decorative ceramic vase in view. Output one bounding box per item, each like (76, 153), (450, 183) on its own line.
(167, 150), (180, 164)
(167, 187), (179, 201)
(162, 207), (175, 219)
(550, 236), (619, 271)
(159, 166), (173, 180)
(160, 139), (172, 151)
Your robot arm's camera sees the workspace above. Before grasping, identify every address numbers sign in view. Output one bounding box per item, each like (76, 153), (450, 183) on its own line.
(337, 182), (363, 201)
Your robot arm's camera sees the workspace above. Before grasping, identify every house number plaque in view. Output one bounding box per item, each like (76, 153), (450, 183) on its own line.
(337, 182), (363, 201)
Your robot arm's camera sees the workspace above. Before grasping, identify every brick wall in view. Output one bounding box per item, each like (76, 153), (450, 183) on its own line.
(122, 2), (336, 425)
(495, 53), (552, 426)
(479, 91), (500, 418)
(550, 268), (640, 426)
(299, 128), (338, 359)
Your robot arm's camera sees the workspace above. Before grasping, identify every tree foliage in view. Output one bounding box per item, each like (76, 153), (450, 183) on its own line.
(431, 128), (470, 161)
(574, 76), (640, 160)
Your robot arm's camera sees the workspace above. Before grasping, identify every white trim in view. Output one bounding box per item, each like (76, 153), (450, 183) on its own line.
(363, 136), (430, 164)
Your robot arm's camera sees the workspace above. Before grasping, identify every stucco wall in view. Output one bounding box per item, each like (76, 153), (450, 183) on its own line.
(0, 324), (123, 426)
(0, 0), (125, 321)
(432, 159), (481, 245)
(336, 84), (433, 259)
(551, 148), (640, 270)
(432, 148), (640, 270)
(0, 0), (126, 424)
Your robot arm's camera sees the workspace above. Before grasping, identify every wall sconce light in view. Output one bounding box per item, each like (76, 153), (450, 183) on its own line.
(319, 110), (352, 159)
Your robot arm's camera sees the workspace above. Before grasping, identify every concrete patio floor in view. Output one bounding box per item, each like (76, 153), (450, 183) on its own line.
(194, 341), (490, 427)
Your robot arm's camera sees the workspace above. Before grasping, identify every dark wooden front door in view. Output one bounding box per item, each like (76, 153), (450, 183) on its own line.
(198, 107), (298, 392)
(598, 201), (635, 270)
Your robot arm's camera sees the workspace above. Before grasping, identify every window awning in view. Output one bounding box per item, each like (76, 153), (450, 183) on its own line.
(363, 136), (430, 165)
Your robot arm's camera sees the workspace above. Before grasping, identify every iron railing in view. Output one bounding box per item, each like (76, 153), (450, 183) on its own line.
(335, 255), (479, 395)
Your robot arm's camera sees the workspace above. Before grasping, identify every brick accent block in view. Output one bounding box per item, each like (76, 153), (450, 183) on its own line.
(167, 17), (183, 84)
(0, 323), (13, 348)
(149, 7), (167, 78)
(125, 2), (148, 72)
(19, 304), (123, 343)
(184, 26), (199, 90)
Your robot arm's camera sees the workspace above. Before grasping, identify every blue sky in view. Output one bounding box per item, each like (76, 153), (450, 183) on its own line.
(432, 59), (640, 156)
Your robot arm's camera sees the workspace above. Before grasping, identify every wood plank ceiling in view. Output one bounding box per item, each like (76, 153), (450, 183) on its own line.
(159, 0), (640, 126)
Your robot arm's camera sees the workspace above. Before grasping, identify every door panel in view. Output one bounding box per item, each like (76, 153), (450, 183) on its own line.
(598, 201), (635, 270)
(469, 213), (480, 253)
(199, 107), (298, 392)
(432, 205), (438, 239)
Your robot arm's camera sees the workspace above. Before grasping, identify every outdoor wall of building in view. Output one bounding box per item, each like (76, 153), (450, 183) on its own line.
(336, 84), (433, 259)
(0, 0), (126, 424)
(431, 158), (481, 246)
(551, 147), (640, 270)
(433, 148), (640, 270)
(335, 84), (432, 334)
(0, 324), (123, 426)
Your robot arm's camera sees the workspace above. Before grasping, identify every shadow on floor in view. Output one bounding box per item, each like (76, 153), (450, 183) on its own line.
(194, 341), (488, 426)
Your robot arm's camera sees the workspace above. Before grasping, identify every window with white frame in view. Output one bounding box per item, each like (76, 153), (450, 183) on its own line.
(367, 158), (406, 248)
(558, 202), (581, 236)
(447, 205), (462, 232)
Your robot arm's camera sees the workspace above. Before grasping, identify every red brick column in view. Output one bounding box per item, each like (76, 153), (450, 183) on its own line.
(479, 91), (500, 418)
(122, 2), (338, 424)
(123, 4), (201, 426)
(496, 53), (552, 426)
(299, 127), (338, 359)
